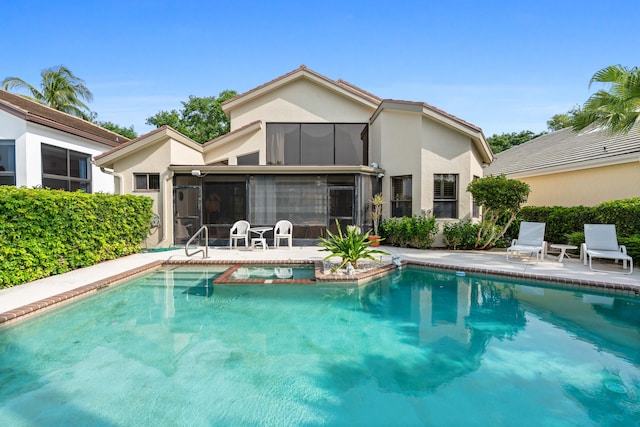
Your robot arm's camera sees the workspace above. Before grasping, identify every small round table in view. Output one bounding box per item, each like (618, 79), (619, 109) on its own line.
(249, 227), (273, 251)
(549, 244), (578, 263)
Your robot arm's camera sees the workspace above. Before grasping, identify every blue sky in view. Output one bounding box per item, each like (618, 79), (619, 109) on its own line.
(3, 0), (638, 137)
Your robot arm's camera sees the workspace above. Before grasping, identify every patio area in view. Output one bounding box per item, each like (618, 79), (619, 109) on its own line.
(0, 245), (638, 324)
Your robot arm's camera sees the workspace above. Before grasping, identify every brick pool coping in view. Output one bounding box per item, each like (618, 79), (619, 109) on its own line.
(1, 258), (638, 327)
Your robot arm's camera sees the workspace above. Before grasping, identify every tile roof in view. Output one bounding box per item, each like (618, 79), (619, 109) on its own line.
(0, 89), (128, 147)
(485, 125), (640, 176)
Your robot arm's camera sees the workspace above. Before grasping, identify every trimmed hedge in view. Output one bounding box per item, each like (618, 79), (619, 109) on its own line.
(0, 187), (153, 288)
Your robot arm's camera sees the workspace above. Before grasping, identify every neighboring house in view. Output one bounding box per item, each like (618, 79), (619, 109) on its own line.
(0, 89), (127, 192)
(484, 126), (640, 207)
(95, 66), (492, 247)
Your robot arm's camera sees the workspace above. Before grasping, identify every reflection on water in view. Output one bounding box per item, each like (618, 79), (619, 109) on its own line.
(0, 266), (638, 426)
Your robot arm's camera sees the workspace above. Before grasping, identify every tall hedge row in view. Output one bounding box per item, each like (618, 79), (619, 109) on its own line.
(0, 187), (153, 288)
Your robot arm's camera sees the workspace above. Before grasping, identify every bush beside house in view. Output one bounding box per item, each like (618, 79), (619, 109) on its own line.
(0, 187), (153, 288)
(379, 215), (439, 249)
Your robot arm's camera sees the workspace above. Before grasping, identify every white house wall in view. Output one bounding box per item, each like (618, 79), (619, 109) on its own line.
(0, 110), (114, 192)
(0, 111), (27, 185)
(24, 122), (115, 193)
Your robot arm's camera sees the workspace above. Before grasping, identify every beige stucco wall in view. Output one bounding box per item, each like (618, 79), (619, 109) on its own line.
(109, 137), (205, 246)
(374, 109), (422, 218)
(519, 161), (640, 207)
(217, 79), (376, 166)
(229, 79), (375, 131)
(204, 130), (261, 165)
(421, 116), (482, 220)
(372, 108), (484, 219)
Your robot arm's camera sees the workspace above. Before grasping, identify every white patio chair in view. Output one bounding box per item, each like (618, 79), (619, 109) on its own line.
(506, 221), (547, 262)
(583, 224), (633, 274)
(229, 220), (250, 249)
(273, 220), (293, 248)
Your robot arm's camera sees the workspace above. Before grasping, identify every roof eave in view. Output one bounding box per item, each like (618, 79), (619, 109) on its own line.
(95, 126), (202, 166)
(499, 153), (640, 179)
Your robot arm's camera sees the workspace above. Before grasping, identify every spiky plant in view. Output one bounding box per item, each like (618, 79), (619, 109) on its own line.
(318, 220), (387, 272)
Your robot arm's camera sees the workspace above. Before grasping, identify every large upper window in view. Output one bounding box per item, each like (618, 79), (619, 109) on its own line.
(0, 140), (16, 186)
(434, 174), (458, 218)
(391, 175), (412, 217)
(41, 144), (91, 192)
(267, 123), (368, 166)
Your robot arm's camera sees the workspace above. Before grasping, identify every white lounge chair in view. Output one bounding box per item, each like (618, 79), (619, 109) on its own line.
(273, 220), (293, 248)
(229, 220), (250, 249)
(583, 224), (633, 274)
(506, 221), (547, 262)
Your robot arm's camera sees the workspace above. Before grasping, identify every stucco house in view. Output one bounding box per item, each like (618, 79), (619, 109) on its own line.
(95, 66), (492, 247)
(484, 125), (640, 207)
(0, 89), (127, 192)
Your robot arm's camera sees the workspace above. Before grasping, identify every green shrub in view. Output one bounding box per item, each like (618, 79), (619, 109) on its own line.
(0, 187), (153, 288)
(318, 221), (386, 271)
(379, 215), (439, 249)
(619, 235), (640, 264)
(442, 220), (478, 250)
(594, 198), (640, 236)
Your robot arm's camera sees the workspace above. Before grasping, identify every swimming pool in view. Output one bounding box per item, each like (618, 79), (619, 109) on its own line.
(0, 266), (638, 425)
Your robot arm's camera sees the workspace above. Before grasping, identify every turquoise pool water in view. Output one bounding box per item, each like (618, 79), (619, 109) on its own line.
(0, 266), (639, 426)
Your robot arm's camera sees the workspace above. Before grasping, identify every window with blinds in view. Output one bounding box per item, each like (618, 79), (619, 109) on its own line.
(433, 174), (458, 218)
(391, 175), (412, 217)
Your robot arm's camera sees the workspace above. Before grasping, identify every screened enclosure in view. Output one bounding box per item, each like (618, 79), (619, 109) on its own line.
(173, 173), (379, 245)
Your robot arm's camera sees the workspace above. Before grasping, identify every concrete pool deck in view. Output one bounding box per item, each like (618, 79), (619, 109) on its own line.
(1, 245), (638, 323)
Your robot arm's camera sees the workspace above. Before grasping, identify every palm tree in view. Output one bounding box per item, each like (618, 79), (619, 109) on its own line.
(1, 65), (93, 120)
(573, 65), (640, 135)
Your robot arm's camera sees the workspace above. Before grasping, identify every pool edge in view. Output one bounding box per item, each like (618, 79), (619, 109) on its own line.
(1, 259), (638, 327)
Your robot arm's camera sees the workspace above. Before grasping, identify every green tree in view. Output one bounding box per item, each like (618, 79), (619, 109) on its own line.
(573, 64), (640, 135)
(547, 106), (583, 131)
(2, 65), (93, 120)
(96, 121), (137, 140)
(146, 90), (238, 143)
(467, 175), (530, 249)
(487, 130), (544, 154)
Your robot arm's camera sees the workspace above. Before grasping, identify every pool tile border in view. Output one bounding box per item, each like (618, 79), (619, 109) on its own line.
(1, 258), (638, 326)
(409, 261), (640, 295)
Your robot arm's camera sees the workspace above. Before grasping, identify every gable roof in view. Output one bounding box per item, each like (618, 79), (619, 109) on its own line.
(222, 65), (382, 113)
(372, 99), (493, 163)
(94, 125), (202, 166)
(485, 125), (640, 177)
(0, 89), (128, 147)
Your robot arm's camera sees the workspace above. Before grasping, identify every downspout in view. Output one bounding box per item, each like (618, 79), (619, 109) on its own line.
(99, 166), (124, 195)
(157, 170), (175, 247)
